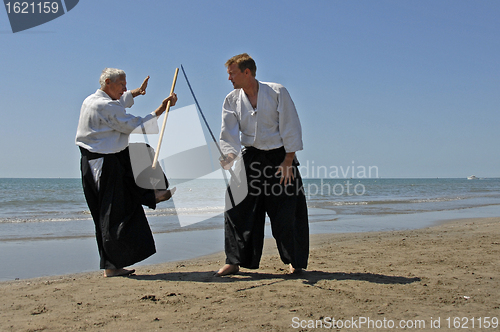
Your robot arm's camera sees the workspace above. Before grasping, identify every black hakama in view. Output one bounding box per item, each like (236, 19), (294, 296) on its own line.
(224, 146), (309, 269)
(80, 144), (165, 269)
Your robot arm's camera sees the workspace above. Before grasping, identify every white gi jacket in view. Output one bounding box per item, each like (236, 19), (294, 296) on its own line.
(75, 89), (158, 154)
(75, 89), (159, 187)
(220, 81), (303, 156)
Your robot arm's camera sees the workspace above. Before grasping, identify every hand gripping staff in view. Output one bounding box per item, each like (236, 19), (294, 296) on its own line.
(180, 65), (236, 208)
(152, 68), (179, 169)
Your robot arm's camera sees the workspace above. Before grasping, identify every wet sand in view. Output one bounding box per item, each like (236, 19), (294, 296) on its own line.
(1, 217), (499, 331)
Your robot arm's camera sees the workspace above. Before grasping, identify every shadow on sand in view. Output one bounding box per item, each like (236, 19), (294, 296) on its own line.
(130, 270), (420, 286)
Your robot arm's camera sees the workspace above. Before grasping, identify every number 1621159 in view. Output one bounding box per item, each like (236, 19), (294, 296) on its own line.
(446, 317), (498, 329)
(5, 2), (60, 14)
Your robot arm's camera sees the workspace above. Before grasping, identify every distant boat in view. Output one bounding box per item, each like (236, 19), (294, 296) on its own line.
(467, 175), (478, 180)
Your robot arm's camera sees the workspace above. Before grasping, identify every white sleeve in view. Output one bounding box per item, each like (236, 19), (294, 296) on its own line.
(277, 87), (303, 153)
(220, 98), (241, 156)
(131, 112), (159, 134)
(100, 102), (158, 135)
(119, 91), (135, 108)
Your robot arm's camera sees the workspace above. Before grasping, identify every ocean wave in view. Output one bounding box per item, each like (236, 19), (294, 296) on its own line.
(0, 215), (91, 224)
(2, 178), (500, 226)
(315, 196), (467, 207)
(146, 206), (225, 217)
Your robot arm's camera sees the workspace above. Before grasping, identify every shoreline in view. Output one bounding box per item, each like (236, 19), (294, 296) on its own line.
(1, 216), (499, 331)
(0, 214), (493, 285)
(2, 205), (500, 282)
(0, 214), (480, 284)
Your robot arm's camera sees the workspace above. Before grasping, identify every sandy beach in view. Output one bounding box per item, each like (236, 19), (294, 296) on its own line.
(1, 217), (499, 331)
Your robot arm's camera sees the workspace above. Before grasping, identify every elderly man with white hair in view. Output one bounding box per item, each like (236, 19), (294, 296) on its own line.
(76, 68), (177, 277)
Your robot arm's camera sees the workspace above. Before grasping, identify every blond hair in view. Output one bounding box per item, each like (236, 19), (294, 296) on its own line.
(225, 53), (257, 77)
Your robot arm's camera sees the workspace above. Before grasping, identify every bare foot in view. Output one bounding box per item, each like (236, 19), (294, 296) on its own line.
(155, 187), (176, 203)
(289, 264), (303, 274)
(104, 268), (135, 277)
(215, 264), (239, 277)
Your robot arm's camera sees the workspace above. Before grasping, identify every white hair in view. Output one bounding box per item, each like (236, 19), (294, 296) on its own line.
(99, 68), (126, 89)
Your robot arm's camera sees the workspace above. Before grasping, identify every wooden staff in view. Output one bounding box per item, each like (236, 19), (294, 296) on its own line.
(152, 68), (179, 169)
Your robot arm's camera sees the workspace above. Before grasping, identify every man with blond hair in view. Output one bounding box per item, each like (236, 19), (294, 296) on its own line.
(217, 54), (309, 276)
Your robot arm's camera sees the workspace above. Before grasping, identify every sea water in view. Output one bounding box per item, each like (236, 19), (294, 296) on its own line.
(1, 177), (500, 280)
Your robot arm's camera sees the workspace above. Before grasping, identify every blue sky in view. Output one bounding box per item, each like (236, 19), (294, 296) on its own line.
(0, 0), (498, 178)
